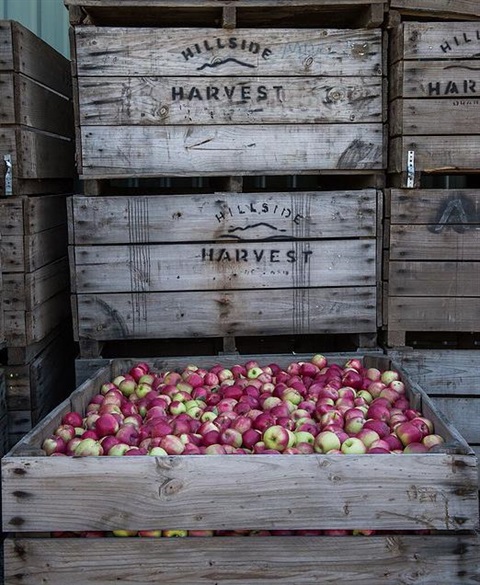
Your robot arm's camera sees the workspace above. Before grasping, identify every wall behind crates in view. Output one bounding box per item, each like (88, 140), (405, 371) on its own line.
(0, 0), (69, 58)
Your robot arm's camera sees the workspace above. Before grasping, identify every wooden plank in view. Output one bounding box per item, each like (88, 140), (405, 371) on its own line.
(429, 397), (480, 445)
(1, 224), (68, 273)
(3, 257), (70, 312)
(388, 350), (480, 397)
(389, 189), (480, 225)
(388, 261), (480, 297)
(395, 22), (480, 61)
(0, 21), (72, 97)
(390, 97), (480, 136)
(389, 135), (480, 175)
(387, 297), (480, 333)
(74, 288), (377, 339)
(4, 289), (71, 347)
(73, 240), (376, 293)
(0, 194), (68, 237)
(80, 124), (384, 177)
(390, 60), (480, 100)
(69, 191), (378, 245)
(66, 0), (386, 5)
(4, 534), (480, 585)
(390, 0), (480, 20)
(389, 225), (480, 261)
(0, 368), (6, 418)
(0, 72), (15, 123)
(78, 76), (383, 125)
(2, 452), (477, 532)
(74, 27), (382, 78)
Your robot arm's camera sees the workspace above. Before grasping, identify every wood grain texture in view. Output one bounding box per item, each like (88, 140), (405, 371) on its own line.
(74, 27), (382, 77)
(73, 288), (377, 339)
(68, 191), (377, 244)
(390, 0), (480, 19)
(80, 124), (384, 177)
(2, 451), (477, 532)
(4, 534), (480, 585)
(78, 75), (383, 125)
(66, 0), (385, 5)
(0, 194), (68, 237)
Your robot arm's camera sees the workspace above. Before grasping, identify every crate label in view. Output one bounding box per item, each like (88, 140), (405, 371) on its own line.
(439, 29), (480, 54)
(214, 200), (304, 226)
(181, 37), (273, 67)
(200, 247), (313, 264)
(427, 80), (477, 96)
(430, 195), (480, 234)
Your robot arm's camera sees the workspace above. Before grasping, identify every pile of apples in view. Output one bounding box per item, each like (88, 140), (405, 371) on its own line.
(43, 354), (445, 458)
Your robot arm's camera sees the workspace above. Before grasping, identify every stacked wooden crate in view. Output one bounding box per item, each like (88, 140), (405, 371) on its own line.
(384, 13), (480, 347)
(66, 0), (387, 359)
(0, 21), (77, 447)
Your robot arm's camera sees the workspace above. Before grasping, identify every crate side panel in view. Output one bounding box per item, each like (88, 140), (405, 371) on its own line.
(69, 191), (378, 245)
(81, 124), (384, 177)
(75, 288), (377, 340)
(2, 453), (477, 532)
(4, 534), (480, 585)
(390, 0), (480, 19)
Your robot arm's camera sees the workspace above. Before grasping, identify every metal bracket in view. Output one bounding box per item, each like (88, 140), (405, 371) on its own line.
(406, 150), (415, 189)
(4, 154), (12, 196)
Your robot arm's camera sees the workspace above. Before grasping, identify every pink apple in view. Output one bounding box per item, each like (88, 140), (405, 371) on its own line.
(160, 435), (185, 455)
(355, 428), (380, 448)
(395, 421), (424, 446)
(262, 425), (294, 452)
(42, 436), (67, 455)
(314, 431), (341, 453)
(242, 428), (262, 450)
(61, 411), (84, 428)
(74, 438), (103, 456)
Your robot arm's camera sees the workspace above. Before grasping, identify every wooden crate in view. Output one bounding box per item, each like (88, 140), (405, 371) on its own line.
(4, 326), (77, 447)
(383, 188), (480, 347)
(0, 194), (71, 349)
(68, 190), (382, 357)
(388, 349), (480, 486)
(0, 368), (7, 455)
(389, 21), (480, 188)
(68, 8), (386, 181)
(65, 0), (387, 29)
(2, 353), (479, 584)
(389, 0), (480, 21)
(0, 20), (74, 197)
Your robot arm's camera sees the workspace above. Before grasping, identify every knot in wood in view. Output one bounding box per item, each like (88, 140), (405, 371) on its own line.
(159, 478), (183, 497)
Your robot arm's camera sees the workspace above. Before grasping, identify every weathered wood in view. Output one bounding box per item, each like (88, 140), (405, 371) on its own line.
(74, 288), (378, 340)
(387, 297), (480, 336)
(4, 534), (480, 585)
(78, 75), (383, 125)
(81, 124), (384, 177)
(390, 0), (480, 20)
(0, 194), (68, 237)
(68, 191), (377, 245)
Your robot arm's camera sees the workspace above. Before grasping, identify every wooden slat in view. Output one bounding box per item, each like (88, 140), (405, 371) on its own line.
(3, 257), (70, 312)
(0, 72), (15, 123)
(80, 124), (384, 177)
(2, 224), (68, 273)
(389, 225), (480, 261)
(4, 289), (71, 347)
(78, 76), (383, 125)
(66, 0), (386, 5)
(73, 240), (376, 293)
(389, 135), (480, 175)
(0, 194), (68, 237)
(390, 61), (480, 100)
(0, 21), (72, 97)
(387, 297), (480, 333)
(388, 350), (480, 397)
(390, 98), (480, 136)
(388, 261), (480, 297)
(392, 22), (480, 62)
(4, 534), (480, 585)
(428, 397), (480, 445)
(74, 288), (377, 339)
(2, 452), (477, 532)
(74, 27), (382, 78)
(390, 0), (480, 19)
(389, 189), (480, 225)
(69, 191), (377, 245)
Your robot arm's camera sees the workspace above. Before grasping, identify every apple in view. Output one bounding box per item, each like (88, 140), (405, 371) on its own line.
(263, 425), (294, 452)
(293, 431), (315, 447)
(42, 436), (67, 455)
(314, 431), (341, 454)
(395, 421), (424, 446)
(74, 438), (103, 456)
(355, 428), (380, 449)
(108, 443), (130, 456)
(341, 437), (367, 454)
(422, 434), (445, 450)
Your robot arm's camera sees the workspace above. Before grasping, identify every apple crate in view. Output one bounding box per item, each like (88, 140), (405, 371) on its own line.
(2, 353), (479, 584)
(383, 188), (480, 347)
(68, 190), (381, 357)
(0, 20), (74, 197)
(0, 194), (71, 350)
(67, 5), (386, 180)
(389, 21), (480, 187)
